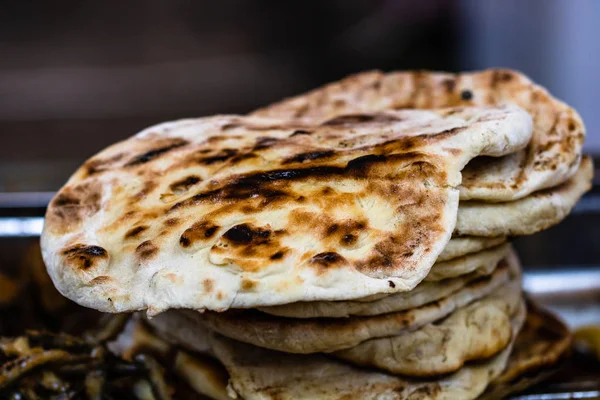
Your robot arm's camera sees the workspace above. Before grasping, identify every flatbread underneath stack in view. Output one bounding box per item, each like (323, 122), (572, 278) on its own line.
(259, 245), (509, 319)
(191, 259), (513, 354)
(333, 277), (522, 376)
(127, 297), (570, 400)
(212, 299), (526, 400)
(437, 236), (506, 262)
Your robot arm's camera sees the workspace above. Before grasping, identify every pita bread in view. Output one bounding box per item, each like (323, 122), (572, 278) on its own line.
(258, 247), (509, 319)
(211, 300), (525, 400)
(333, 279), (522, 376)
(480, 299), (571, 400)
(455, 156), (593, 236)
(193, 257), (516, 354)
(42, 107), (532, 314)
(424, 243), (509, 281)
(437, 236), (506, 262)
(252, 69), (585, 202)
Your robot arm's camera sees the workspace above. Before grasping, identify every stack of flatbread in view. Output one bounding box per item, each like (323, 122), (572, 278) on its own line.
(42, 69), (592, 399)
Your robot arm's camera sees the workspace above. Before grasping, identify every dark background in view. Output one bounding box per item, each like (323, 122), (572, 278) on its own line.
(0, 0), (598, 268)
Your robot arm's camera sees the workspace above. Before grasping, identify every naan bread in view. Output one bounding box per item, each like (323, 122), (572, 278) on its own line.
(480, 299), (571, 400)
(334, 279), (523, 376)
(437, 236), (506, 262)
(258, 246), (509, 319)
(253, 69), (585, 202)
(192, 258), (516, 353)
(211, 301), (525, 400)
(42, 107), (531, 314)
(455, 156), (593, 236)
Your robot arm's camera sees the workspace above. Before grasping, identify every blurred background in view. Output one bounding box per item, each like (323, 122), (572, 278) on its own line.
(0, 0), (598, 269)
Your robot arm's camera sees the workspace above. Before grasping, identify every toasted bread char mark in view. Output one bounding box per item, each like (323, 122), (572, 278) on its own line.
(311, 252), (346, 266)
(169, 175), (202, 193)
(62, 244), (108, 270)
(126, 139), (188, 167)
(46, 181), (102, 235)
(195, 148), (238, 165)
(169, 152), (443, 213)
(124, 225), (148, 239)
(136, 240), (158, 260)
(290, 129), (312, 137)
(180, 222), (221, 248)
(321, 113), (403, 126)
(85, 153), (125, 176)
(283, 150), (335, 164)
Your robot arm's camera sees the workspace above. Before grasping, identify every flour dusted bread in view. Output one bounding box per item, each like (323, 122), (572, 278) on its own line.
(41, 106), (531, 314)
(253, 69), (585, 202)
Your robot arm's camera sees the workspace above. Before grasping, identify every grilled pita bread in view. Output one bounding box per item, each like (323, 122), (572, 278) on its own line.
(252, 69), (585, 202)
(455, 156), (593, 236)
(211, 300), (525, 400)
(42, 107), (532, 314)
(192, 257), (516, 354)
(258, 245), (509, 319)
(333, 279), (522, 376)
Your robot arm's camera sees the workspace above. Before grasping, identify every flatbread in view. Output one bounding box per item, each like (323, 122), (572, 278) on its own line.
(424, 243), (508, 281)
(480, 299), (571, 399)
(211, 300), (525, 400)
(42, 107), (532, 314)
(437, 236), (506, 262)
(192, 256), (516, 353)
(258, 246), (509, 319)
(333, 278), (522, 376)
(252, 69), (585, 202)
(455, 156), (593, 236)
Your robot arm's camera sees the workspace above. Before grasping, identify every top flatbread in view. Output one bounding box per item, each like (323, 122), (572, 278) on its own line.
(253, 69), (585, 202)
(41, 106), (531, 314)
